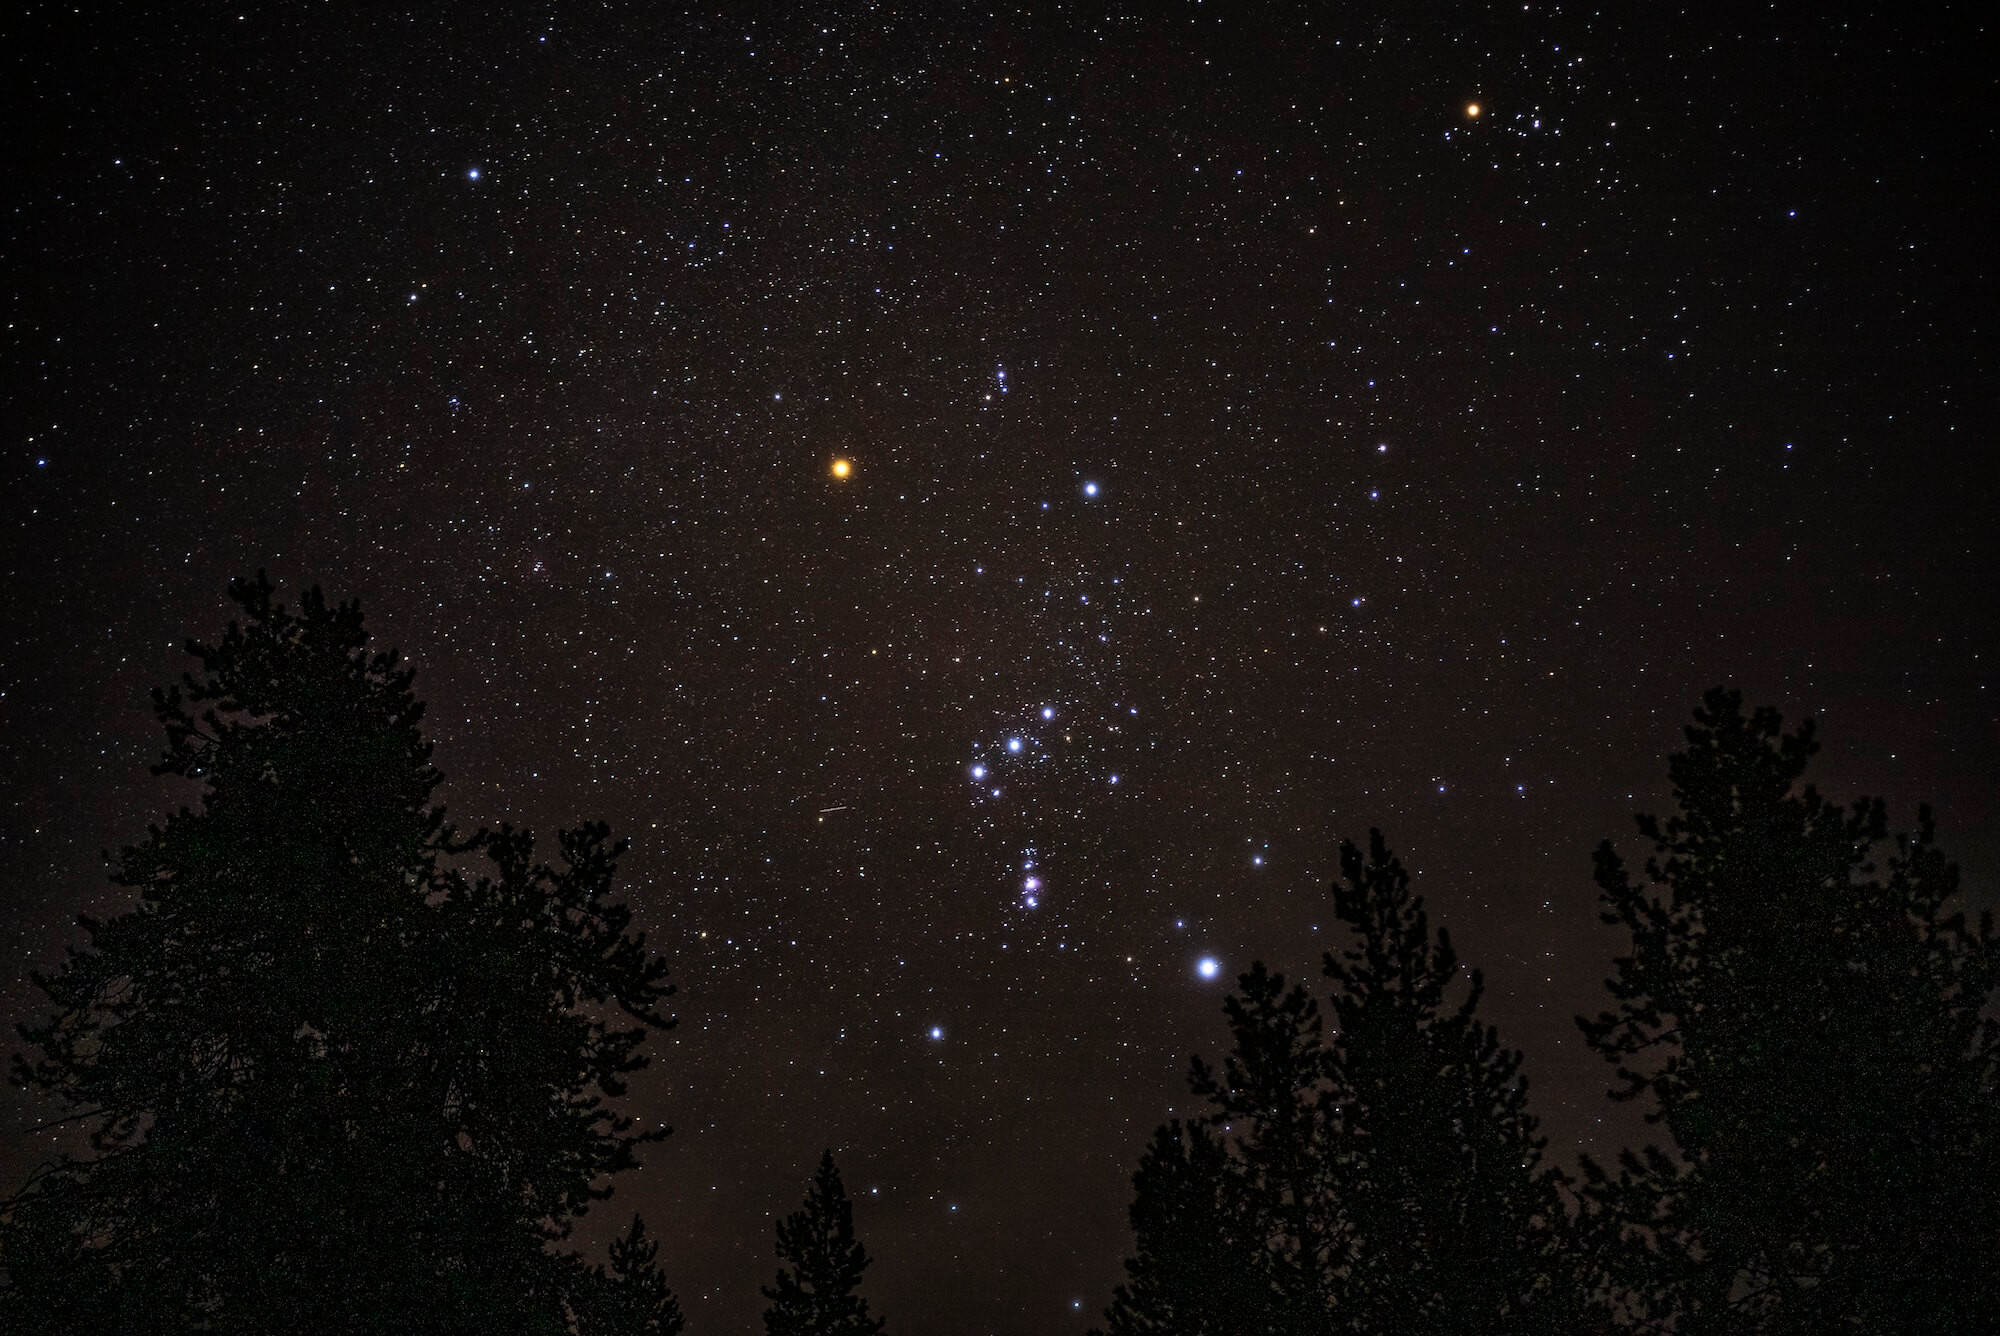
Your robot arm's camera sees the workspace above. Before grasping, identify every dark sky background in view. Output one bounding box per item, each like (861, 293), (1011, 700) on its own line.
(5, 2), (1994, 1331)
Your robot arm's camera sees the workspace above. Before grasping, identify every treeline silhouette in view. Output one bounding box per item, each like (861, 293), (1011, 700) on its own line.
(1101, 695), (2000, 1335)
(2, 578), (1994, 1333)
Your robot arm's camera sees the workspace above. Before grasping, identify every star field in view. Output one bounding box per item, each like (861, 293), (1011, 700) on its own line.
(4, 4), (1994, 1332)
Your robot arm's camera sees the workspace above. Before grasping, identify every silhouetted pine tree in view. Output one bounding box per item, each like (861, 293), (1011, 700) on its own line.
(1, 575), (681, 1335)
(1578, 688), (2000, 1333)
(1320, 831), (1583, 1335)
(1101, 831), (1584, 1336)
(762, 1150), (885, 1336)
(1102, 1117), (1286, 1335)
(574, 1216), (686, 1336)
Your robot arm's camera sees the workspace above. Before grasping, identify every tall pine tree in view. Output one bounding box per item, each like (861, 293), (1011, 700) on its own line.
(1322, 831), (1582, 1334)
(762, 1150), (885, 1336)
(1102, 831), (1583, 1335)
(1101, 1117), (1284, 1335)
(2, 575), (682, 1335)
(1578, 688), (2000, 1333)
(1105, 964), (1343, 1335)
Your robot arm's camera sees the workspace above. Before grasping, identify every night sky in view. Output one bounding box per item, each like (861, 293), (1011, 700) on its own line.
(5, 3), (1994, 1331)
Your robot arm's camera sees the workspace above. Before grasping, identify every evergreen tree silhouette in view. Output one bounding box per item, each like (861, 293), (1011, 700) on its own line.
(1101, 1118), (1281, 1335)
(762, 1150), (886, 1336)
(1102, 831), (1583, 1335)
(1321, 832), (1583, 1334)
(1, 575), (682, 1335)
(1577, 688), (2000, 1333)
(574, 1216), (686, 1336)
(1105, 961), (1345, 1336)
